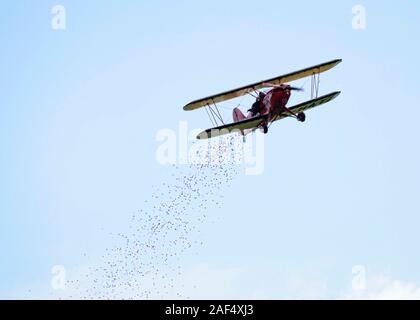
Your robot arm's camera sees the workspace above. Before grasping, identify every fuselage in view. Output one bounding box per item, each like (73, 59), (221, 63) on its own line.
(232, 84), (293, 133)
(260, 85), (292, 118)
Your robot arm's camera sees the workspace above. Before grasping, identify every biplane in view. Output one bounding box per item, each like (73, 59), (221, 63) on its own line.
(183, 59), (342, 140)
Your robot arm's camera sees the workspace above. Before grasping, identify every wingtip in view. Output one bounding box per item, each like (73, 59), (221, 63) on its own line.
(330, 91), (341, 99)
(196, 132), (209, 140)
(330, 91), (342, 100)
(183, 100), (197, 111)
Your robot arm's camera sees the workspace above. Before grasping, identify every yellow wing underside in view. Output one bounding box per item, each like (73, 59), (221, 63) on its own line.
(184, 59), (342, 111)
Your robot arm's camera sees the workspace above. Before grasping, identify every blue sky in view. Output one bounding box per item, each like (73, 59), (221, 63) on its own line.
(1, 1), (420, 299)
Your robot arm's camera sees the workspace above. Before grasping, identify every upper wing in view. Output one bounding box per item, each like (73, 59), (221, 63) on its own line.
(273, 91), (341, 122)
(196, 115), (266, 140)
(183, 59), (342, 111)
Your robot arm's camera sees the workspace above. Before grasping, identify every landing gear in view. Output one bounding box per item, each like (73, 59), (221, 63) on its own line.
(297, 112), (306, 122)
(263, 124), (268, 134)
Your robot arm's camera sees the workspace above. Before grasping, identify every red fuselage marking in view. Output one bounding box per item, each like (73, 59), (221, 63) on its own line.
(260, 86), (291, 123)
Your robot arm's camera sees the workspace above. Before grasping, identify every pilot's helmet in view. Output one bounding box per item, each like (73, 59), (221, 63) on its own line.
(258, 92), (266, 100)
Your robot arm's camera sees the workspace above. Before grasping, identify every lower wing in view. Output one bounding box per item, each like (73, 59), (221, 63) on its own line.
(196, 115), (266, 140)
(196, 91), (341, 139)
(272, 91), (341, 122)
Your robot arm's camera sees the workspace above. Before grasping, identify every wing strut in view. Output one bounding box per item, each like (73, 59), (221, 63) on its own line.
(204, 106), (217, 127)
(211, 100), (225, 125)
(311, 72), (321, 99)
(204, 101), (225, 127)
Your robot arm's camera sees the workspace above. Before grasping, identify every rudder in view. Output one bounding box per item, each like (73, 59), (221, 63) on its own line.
(233, 107), (246, 122)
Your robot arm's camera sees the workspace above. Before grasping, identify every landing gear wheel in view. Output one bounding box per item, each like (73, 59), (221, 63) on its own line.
(297, 112), (306, 122)
(263, 124), (268, 134)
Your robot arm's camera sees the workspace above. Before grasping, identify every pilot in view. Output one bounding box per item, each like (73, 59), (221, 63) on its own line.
(247, 92), (266, 117)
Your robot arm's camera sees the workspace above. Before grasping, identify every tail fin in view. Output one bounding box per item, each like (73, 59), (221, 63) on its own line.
(233, 107), (246, 123)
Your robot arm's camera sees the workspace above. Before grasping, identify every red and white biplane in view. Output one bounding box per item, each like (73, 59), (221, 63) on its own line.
(183, 59), (342, 140)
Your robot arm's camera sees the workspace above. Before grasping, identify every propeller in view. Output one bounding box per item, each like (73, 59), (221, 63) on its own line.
(288, 86), (304, 92)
